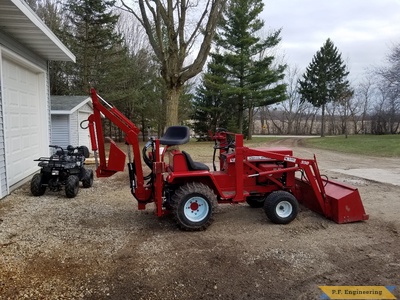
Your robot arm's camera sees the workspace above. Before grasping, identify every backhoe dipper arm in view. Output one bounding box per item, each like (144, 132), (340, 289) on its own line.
(87, 88), (149, 202)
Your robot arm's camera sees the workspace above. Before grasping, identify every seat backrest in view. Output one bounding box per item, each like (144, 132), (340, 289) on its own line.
(160, 126), (190, 145)
(182, 151), (210, 171)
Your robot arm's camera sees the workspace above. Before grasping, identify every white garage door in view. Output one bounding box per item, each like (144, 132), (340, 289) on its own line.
(51, 115), (69, 148)
(3, 58), (45, 187)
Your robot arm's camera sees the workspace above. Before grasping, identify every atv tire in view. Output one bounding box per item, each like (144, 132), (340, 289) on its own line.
(82, 168), (94, 188)
(65, 175), (79, 198)
(30, 173), (46, 196)
(171, 182), (217, 231)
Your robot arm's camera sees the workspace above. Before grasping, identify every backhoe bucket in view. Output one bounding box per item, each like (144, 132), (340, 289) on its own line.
(107, 141), (126, 171)
(295, 178), (369, 223)
(96, 141), (126, 177)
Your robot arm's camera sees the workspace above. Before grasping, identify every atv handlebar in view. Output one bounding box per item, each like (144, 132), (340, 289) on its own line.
(48, 145), (90, 159)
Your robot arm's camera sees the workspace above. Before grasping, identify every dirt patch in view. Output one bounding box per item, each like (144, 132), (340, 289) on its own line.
(1, 139), (399, 299)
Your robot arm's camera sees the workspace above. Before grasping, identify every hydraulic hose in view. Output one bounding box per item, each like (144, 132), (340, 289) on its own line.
(142, 140), (154, 169)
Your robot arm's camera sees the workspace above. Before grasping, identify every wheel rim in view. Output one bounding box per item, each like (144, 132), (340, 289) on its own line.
(184, 196), (209, 222)
(276, 201), (292, 218)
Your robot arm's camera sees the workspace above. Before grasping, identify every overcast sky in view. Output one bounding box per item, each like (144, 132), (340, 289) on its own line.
(261, 0), (400, 83)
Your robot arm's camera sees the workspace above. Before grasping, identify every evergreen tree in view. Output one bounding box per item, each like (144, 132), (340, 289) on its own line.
(105, 47), (162, 140)
(28, 0), (167, 134)
(298, 38), (353, 137)
(26, 0), (73, 95)
(64, 0), (124, 94)
(212, 0), (286, 137)
(192, 52), (231, 136)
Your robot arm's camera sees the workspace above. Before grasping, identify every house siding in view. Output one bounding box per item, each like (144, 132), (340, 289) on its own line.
(0, 78), (7, 196)
(46, 62), (51, 156)
(78, 104), (92, 149)
(79, 103), (92, 113)
(70, 111), (78, 146)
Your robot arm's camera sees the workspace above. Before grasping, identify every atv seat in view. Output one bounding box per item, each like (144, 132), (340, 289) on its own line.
(160, 126), (190, 145)
(182, 151), (209, 171)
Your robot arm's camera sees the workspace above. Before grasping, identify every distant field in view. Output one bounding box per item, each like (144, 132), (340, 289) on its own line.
(110, 134), (400, 161)
(179, 136), (279, 162)
(304, 134), (400, 157)
(182, 135), (400, 159)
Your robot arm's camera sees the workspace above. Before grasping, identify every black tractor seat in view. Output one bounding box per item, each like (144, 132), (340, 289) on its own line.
(160, 126), (190, 145)
(182, 151), (210, 171)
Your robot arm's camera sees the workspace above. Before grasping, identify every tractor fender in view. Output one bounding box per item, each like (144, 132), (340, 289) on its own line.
(166, 171), (222, 197)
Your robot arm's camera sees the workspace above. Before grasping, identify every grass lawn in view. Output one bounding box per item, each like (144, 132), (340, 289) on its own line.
(179, 136), (280, 162)
(304, 134), (400, 157)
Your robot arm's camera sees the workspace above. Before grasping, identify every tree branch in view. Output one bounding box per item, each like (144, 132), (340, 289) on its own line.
(181, 0), (226, 82)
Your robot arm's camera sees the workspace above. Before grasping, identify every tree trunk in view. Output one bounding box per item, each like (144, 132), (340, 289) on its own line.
(344, 101), (348, 138)
(238, 96), (244, 134)
(165, 87), (182, 127)
(321, 104), (326, 137)
(287, 117), (293, 135)
(247, 107), (254, 140)
(308, 109), (318, 135)
(260, 107), (266, 134)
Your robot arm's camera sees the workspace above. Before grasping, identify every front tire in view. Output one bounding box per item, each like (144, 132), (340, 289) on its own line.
(31, 173), (46, 196)
(65, 175), (79, 198)
(264, 191), (298, 224)
(171, 182), (217, 231)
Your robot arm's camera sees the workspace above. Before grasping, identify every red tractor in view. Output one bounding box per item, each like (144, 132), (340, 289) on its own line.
(87, 89), (368, 230)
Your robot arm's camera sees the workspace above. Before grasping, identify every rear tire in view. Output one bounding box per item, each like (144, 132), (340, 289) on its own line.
(65, 175), (79, 198)
(172, 182), (217, 231)
(82, 168), (94, 188)
(246, 196), (265, 208)
(264, 191), (298, 224)
(31, 174), (46, 196)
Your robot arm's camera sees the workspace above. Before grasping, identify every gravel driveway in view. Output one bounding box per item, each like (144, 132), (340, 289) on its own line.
(1, 139), (399, 299)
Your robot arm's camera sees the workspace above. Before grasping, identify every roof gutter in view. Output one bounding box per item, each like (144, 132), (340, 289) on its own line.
(11, 0), (76, 62)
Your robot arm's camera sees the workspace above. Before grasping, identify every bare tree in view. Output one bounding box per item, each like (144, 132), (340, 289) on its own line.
(371, 82), (400, 134)
(352, 77), (374, 133)
(325, 102), (340, 135)
(278, 65), (300, 134)
(264, 65), (318, 135)
(117, 11), (151, 55)
(337, 91), (354, 137)
(120, 0), (227, 127)
(369, 43), (400, 134)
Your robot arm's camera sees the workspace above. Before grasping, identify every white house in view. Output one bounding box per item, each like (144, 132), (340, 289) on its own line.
(0, 0), (75, 198)
(51, 96), (93, 150)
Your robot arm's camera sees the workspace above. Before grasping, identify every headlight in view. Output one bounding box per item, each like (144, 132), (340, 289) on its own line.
(52, 170), (59, 176)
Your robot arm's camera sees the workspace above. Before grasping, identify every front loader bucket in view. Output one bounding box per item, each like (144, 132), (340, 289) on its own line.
(295, 178), (369, 223)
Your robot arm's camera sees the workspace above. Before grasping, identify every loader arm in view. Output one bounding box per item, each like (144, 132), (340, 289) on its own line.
(87, 88), (151, 203)
(215, 133), (368, 224)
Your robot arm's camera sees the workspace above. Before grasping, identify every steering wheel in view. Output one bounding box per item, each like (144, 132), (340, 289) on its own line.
(213, 129), (235, 151)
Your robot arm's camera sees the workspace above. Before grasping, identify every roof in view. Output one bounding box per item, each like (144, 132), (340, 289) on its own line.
(51, 95), (92, 114)
(0, 0), (75, 62)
